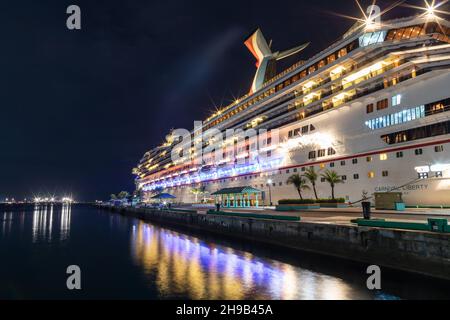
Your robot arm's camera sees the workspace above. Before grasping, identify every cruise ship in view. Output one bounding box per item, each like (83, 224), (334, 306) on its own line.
(133, 5), (450, 207)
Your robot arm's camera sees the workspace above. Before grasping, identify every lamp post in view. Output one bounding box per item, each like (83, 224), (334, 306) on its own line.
(267, 179), (273, 207)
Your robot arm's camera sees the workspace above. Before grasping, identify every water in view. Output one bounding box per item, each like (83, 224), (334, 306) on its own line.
(1, 204), (449, 300)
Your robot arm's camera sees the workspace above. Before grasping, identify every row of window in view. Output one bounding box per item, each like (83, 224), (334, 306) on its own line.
(385, 24), (426, 42)
(247, 166), (445, 190)
(288, 124), (316, 138)
(369, 97), (450, 131)
(252, 170), (389, 187)
(366, 98), (390, 113)
(381, 120), (450, 145)
(250, 167), (443, 188)
(425, 22), (450, 39)
(308, 148), (337, 159)
(418, 172), (444, 179)
(425, 98), (450, 115)
(320, 146), (444, 169)
(365, 105), (425, 130)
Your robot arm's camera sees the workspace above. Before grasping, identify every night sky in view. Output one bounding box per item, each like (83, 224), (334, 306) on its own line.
(0, 0), (428, 201)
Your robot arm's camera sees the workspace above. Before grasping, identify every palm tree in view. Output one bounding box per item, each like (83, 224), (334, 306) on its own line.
(190, 186), (206, 203)
(304, 167), (319, 200)
(286, 174), (310, 200)
(110, 194), (117, 200)
(118, 191), (130, 199)
(321, 170), (344, 200)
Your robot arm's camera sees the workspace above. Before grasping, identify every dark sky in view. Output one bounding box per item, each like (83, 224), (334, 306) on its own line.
(0, 0), (426, 201)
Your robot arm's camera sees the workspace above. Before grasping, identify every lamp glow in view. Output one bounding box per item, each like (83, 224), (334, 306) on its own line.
(404, 0), (450, 20)
(430, 164), (450, 172)
(425, 1), (437, 18)
(415, 166), (430, 173)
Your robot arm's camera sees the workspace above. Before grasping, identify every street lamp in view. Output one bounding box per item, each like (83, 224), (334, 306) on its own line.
(267, 179), (273, 206)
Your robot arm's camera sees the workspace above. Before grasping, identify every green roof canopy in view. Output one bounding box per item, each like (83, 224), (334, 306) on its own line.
(211, 187), (263, 196)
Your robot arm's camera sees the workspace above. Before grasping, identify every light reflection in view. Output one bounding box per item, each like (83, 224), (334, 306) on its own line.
(131, 222), (365, 300)
(60, 204), (71, 241)
(1, 212), (13, 236)
(30, 204), (71, 243)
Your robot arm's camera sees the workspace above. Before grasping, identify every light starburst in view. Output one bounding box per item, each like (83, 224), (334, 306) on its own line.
(328, 0), (406, 34)
(403, 0), (450, 19)
(402, 1), (450, 37)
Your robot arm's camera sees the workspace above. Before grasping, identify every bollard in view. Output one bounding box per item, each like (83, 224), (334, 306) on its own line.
(362, 202), (371, 220)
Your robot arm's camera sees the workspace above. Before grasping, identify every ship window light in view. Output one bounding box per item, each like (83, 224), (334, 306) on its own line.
(318, 149), (326, 158)
(380, 153), (388, 161)
(330, 66), (346, 80)
(332, 91), (354, 106)
(338, 48), (347, 58)
(365, 105), (425, 130)
(418, 172), (429, 179)
(359, 31), (387, 47)
(327, 54), (336, 64)
(303, 81), (315, 93)
(392, 94), (402, 106)
(342, 61), (384, 86)
(377, 98), (388, 110)
(303, 92), (320, 105)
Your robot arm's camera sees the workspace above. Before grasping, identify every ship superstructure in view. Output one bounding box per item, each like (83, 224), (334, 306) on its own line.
(134, 9), (450, 206)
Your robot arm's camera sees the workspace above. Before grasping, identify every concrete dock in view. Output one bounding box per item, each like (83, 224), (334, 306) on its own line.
(210, 207), (450, 224)
(99, 205), (450, 281)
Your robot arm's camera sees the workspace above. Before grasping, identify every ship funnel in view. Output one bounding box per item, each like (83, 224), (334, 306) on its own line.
(245, 28), (309, 94)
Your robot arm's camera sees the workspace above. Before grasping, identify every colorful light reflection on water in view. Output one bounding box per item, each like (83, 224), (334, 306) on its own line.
(130, 222), (372, 300)
(2, 206), (449, 300)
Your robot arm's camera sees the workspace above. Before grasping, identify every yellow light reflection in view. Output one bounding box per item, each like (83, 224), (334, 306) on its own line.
(130, 222), (368, 300)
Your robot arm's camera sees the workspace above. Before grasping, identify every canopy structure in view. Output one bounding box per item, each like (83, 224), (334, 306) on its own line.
(151, 193), (176, 200)
(211, 187), (263, 208)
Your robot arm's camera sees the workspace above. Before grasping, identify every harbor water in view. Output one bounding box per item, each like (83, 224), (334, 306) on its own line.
(1, 204), (450, 300)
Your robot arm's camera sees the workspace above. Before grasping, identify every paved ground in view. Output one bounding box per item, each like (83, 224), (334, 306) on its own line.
(189, 206), (450, 225)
